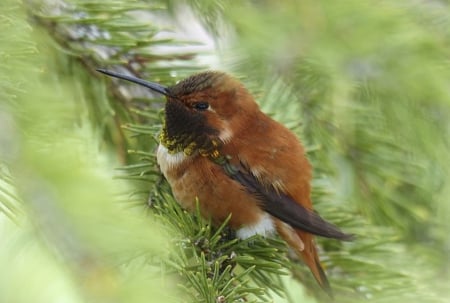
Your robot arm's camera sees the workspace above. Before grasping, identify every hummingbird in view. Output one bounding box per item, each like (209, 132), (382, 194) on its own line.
(97, 68), (352, 295)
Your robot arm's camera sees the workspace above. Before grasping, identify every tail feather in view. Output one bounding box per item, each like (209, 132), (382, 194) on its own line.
(296, 230), (333, 297)
(314, 255), (332, 296)
(275, 219), (334, 297)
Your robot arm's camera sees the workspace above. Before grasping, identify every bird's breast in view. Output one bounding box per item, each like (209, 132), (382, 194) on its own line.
(156, 144), (271, 233)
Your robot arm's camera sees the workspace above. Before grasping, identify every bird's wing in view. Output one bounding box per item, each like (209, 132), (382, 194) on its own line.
(221, 159), (352, 240)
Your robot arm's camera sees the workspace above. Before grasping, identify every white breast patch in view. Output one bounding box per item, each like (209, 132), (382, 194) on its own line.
(156, 144), (189, 174)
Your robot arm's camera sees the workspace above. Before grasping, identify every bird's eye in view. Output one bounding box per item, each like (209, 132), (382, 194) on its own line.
(193, 102), (209, 111)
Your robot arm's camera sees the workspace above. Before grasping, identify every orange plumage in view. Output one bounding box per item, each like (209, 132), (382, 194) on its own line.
(97, 69), (352, 295)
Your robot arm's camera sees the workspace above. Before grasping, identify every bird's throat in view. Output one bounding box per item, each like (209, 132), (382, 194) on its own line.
(159, 125), (196, 156)
(159, 125), (221, 159)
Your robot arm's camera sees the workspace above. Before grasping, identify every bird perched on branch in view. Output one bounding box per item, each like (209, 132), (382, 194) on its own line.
(98, 68), (352, 295)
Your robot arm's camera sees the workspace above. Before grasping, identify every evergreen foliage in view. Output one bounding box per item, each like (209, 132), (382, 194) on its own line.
(1, 0), (449, 303)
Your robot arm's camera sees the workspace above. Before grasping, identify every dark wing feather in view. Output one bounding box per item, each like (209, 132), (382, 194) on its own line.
(223, 161), (353, 240)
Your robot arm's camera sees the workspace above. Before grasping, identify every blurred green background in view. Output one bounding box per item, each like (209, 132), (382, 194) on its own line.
(1, 0), (449, 302)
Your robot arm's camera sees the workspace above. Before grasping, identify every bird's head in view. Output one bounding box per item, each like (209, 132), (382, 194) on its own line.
(98, 69), (259, 158)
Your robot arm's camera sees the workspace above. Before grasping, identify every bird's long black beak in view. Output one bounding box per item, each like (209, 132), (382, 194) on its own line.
(96, 68), (169, 96)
